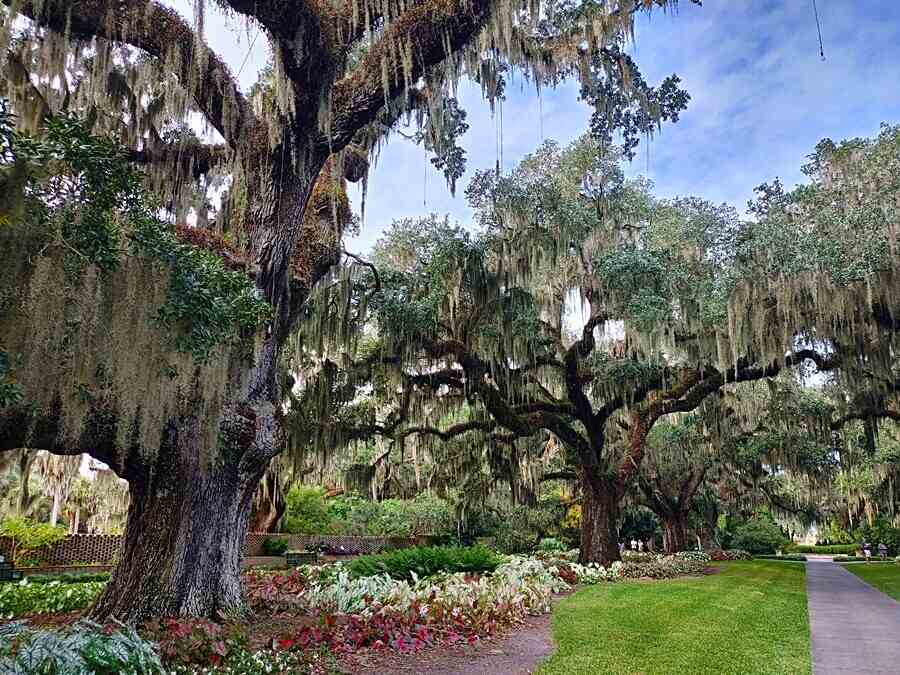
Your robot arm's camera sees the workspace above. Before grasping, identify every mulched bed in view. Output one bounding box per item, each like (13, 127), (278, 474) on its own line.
(340, 613), (556, 675)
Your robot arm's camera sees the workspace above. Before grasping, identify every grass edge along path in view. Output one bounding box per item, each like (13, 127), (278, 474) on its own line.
(538, 561), (811, 675)
(844, 563), (900, 602)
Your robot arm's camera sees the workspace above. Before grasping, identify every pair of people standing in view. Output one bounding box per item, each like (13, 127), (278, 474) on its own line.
(861, 541), (889, 561)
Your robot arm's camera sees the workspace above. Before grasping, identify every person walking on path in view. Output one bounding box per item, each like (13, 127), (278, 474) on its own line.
(878, 543), (888, 560)
(863, 541), (872, 563)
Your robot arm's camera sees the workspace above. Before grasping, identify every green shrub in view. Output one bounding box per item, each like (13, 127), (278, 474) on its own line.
(818, 520), (854, 545)
(261, 537), (290, 556)
(0, 579), (106, 617)
(282, 486), (333, 535)
(0, 620), (164, 673)
(855, 519), (900, 555)
(538, 537), (566, 552)
(347, 545), (502, 581)
(730, 519), (789, 555)
(0, 517), (67, 567)
(787, 544), (857, 555)
(366, 495), (456, 537)
(491, 501), (566, 554)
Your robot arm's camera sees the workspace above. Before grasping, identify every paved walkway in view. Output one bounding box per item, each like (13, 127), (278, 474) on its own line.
(806, 558), (900, 674)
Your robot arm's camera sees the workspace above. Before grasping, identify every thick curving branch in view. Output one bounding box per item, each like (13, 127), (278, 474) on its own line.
(327, 0), (492, 150)
(6, 0), (255, 146)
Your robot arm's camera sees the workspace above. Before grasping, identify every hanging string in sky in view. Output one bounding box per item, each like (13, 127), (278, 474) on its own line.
(812, 0), (825, 61)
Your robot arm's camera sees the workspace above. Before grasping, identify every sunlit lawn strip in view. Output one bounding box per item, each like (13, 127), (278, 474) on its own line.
(539, 561), (810, 675)
(845, 563), (900, 602)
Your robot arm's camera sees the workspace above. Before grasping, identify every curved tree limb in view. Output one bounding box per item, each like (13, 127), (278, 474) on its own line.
(6, 0), (255, 146)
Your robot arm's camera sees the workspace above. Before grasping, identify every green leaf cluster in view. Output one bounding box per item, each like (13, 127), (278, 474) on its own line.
(0, 620), (163, 673)
(0, 579), (105, 617)
(346, 544), (501, 581)
(0, 517), (66, 567)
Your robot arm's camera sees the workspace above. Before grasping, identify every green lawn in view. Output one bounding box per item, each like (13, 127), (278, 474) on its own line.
(846, 563), (900, 601)
(538, 561), (810, 675)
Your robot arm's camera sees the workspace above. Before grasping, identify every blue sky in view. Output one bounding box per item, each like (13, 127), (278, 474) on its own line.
(179, 0), (900, 252)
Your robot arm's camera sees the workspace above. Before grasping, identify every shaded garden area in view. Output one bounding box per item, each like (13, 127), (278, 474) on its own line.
(1, 0), (900, 672)
(2, 546), (718, 672)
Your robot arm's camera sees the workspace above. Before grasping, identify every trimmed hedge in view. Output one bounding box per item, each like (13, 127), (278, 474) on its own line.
(347, 545), (502, 581)
(787, 544), (858, 555)
(755, 554), (807, 562)
(833, 555), (868, 563)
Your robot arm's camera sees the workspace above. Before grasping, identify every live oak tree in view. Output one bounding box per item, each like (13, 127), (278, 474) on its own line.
(0, 0), (699, 620)
(301, 121), (900, 566)
(637, 417), (713, 553)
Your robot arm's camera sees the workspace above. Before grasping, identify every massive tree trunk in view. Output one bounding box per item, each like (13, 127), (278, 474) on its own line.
(90, 421), (270, 622)
(661, 510), (690, 554)
(3, 0), (494, 624)
(579, 471), (621, 566)
(1, 186), (302, 621)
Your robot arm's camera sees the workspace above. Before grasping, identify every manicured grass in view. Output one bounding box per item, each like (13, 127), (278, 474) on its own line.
(538, 561), (810, 675)
(846, 563), (900, 601)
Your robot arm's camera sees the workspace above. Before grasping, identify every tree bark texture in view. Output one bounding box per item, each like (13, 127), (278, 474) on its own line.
(661, 511), (690, 554)
(578, 470), (621, 566)
(90, 421), (269, 622)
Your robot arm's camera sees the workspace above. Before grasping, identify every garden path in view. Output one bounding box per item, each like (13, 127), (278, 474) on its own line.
(806, 558), (900, 675)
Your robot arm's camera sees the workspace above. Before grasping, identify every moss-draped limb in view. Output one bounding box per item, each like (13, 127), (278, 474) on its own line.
(5, 0), (254, 146)
(327, 0), (493, 149)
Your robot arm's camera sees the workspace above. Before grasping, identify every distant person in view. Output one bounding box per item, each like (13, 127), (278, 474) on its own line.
(619, 542), (625, 554)
(637, 540), (644, 552)
(878, 543), (888, 560)
(863, 541), (872, 563)
(630, 538), (637, 551)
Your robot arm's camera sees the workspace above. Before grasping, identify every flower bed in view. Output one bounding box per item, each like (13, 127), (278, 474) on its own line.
(709, 549), (752, 561)
(0, 548), (716, 673)
(0, 578), (105, 618)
